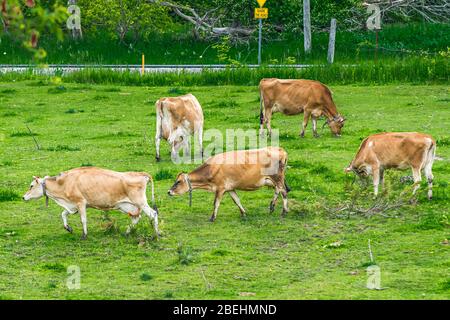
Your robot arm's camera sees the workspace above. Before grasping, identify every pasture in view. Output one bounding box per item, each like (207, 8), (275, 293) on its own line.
(0, 81), (449, 299)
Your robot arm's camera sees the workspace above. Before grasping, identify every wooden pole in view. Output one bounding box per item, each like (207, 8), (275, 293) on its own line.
(303, 0), (311, 54)
(327, 18), (337, 64)
(141, 54), (145, 75)
(258, 18), (262, 65)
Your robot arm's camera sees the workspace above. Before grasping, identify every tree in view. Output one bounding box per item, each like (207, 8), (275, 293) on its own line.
(76, 0), (172, 43)
(0, 0), (68, 59)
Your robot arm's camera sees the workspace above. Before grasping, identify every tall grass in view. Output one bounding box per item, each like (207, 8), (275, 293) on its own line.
(0, 55), (447, 86)
(63, 57), (448, 86)
(0, 23), (448, 65)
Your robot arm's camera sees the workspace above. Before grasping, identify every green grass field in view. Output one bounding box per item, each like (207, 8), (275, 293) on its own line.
(0, 81), (449, 299)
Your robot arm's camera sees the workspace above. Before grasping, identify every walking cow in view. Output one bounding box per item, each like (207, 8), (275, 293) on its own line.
(23, 167), (160, 239)
(168, 147), (290, 222)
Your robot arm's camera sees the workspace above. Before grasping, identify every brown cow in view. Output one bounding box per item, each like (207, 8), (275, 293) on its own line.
(345, 132), (436, 199)
(23, 167), (160, 239)
(259, 78), (345, 137)
(168, 147), (290, 221)
(155, 93), (204, 162)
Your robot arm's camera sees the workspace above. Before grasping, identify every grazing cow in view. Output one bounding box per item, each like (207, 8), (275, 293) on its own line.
(345, 132), (436, 199)
(155, 93), (204, 161)
(259, 78), (346, 137)
(168, 147), (290, 222)
(22, 167), (160, 239)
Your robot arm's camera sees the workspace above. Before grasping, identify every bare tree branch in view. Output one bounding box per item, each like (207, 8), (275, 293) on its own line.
(364, 0), (450, 23)
(147, 0), (254, 39)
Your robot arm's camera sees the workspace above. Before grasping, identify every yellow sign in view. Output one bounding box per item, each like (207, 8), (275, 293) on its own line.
(257, 0), (267, 7)
(255, 7), (268, 19)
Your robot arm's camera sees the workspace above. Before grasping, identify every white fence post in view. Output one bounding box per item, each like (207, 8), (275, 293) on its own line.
(327, 18), (337, 64)
(303, 0), (311, 54)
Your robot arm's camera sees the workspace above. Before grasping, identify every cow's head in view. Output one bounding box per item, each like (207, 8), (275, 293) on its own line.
(326, 115), (346, 137)
(168, 173), (193, 206)
(168, 173), (191, 196)
(344, 164), (369, 177)
(23, 176), (44, 201)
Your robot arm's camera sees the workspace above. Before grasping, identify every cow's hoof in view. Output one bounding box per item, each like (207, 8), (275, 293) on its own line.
(269, 203), (275, 213)
(209, 216), (216, 222)
(313, 134), (320, 138)
(155, 157), (161, 162)
(80, 234), (87, 240)
(409, 198), (418, 205)
(300, 133), (305, 138)
(281, 210), (288, 217)
(428, 196), (433, 201)
(64, 225), (73, 233)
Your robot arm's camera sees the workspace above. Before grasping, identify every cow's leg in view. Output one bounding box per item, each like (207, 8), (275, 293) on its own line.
(183, 136), (191, 160)
(197, 126), (204, 161)
(155, 116), (162, 162)
(265, 108), (273, 137)
(259, 117), (265, 137)
(142, 204), (160, 237)
(78, 203), (88, 240)
(411, 166), (422, 198)
(155, 135), (161, 162)
(312, 116), (319, 138)
(126, 215), (141, 235)
(171, 140), (183, 163)
(210, 190), (225, 222)
(373, 166), (381, 198)
(423, 161), (434, 200)
(270, 188), (280, 213)
(229, 190), (246, 217)
(280, 188), (289, 217)
(300, 111), (311, 138)
(61, 210), (73, 233)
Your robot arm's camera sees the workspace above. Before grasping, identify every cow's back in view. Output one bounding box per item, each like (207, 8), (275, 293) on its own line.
(57, 167), (147, 208)
(260, 78), (332, 113)
(365, 132), (435, 168)
(157, 94), (203, 136)
(204, 147), (287, 190)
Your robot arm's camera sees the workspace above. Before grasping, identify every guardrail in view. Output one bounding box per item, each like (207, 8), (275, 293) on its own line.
(0, 64), (322, 75)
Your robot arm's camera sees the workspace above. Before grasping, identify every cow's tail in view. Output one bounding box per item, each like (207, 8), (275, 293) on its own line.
(155, 100), (163, 138)
(144, 173), (158, 214)
(278, 150), (291, 193)
(426, 140), (437, 166)
(155, 100), (164, 161)
(259, 86), (264, 126)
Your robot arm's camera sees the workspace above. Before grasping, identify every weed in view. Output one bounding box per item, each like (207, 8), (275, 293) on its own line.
(46, 145), (81, 152)
(47, 86), (67, 94)
(10, 131), (37, 137)
(0, 189), (20, 202)
(65, 109), (85, 114)
(167, 87), (187, 95)
(177, 243), (194, 265)
(140, 273), (153, 281)
(154, 169), (175, 181)
(39, 263), (66, 272)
